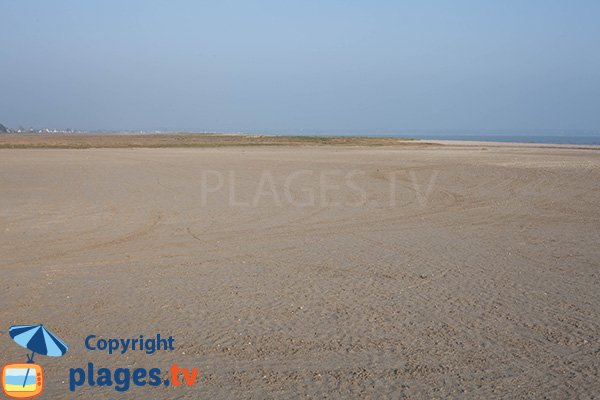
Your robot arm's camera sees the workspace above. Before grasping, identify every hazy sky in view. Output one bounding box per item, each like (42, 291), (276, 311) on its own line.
(1, 0), (599, 133)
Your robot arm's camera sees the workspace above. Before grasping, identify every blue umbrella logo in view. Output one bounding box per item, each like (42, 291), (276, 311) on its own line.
(8, 324), (68, 388)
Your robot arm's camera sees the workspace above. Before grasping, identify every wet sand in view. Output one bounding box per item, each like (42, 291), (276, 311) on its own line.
(1, 142), (599, 398)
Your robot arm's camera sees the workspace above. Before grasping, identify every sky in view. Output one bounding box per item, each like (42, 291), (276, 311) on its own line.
(1, 0), (599, 134)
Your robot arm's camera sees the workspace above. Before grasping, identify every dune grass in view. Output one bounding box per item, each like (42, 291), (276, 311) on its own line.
(0, 134), (424, 149)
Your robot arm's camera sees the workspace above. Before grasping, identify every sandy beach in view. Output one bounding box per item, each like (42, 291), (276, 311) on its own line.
(1, 140), (599, 399)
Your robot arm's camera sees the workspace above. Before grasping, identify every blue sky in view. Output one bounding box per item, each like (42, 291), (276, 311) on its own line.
(1, 0), (599, 134)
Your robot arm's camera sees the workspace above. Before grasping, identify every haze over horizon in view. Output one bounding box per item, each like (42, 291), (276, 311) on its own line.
(2, 1), (599, 135)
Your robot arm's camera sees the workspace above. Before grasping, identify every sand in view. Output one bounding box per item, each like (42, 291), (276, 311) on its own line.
(1, 141), (599, 399)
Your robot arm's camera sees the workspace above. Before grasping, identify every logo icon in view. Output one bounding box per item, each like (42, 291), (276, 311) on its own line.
(2, 364), (43, 398)
(2, 324), (68, 399)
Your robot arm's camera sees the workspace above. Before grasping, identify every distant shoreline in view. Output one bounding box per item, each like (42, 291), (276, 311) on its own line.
(397, 134), (600, 146)
(0, 134), (423, 149)
(1, 132), (599, 147)
(1, 133), (600, 150)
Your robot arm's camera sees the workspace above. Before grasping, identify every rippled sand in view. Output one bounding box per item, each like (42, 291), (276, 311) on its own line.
(1, 142), (599, 399)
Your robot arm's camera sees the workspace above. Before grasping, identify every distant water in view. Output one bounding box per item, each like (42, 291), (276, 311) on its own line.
(267, 131), (600, 145)
(387, 134), (600, 145)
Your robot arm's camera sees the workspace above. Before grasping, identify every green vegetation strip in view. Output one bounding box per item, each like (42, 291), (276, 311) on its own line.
(0, 134), (424, 149)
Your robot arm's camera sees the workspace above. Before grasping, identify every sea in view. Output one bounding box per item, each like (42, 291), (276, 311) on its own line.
(267, 131), (600, 145)
(389, 134), (600, 145)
